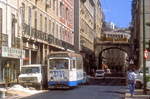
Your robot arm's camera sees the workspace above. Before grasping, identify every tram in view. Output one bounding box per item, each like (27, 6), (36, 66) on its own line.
(47, 51), (84, 88)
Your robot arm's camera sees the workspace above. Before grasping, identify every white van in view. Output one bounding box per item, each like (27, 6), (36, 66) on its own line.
(18, 64), (47, 90)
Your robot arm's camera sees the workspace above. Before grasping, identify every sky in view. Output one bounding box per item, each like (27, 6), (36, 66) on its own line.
(101, 0), (132, 28)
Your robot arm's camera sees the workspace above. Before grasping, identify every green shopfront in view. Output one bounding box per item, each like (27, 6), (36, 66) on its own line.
(0, 46), (25, 85)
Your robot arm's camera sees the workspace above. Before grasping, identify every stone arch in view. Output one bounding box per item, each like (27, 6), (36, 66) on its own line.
(98, 46), (130, 71)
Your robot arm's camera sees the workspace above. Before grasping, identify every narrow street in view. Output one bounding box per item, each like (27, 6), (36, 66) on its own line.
(21, 85), (126, 99)
(20, 77), (126, 99)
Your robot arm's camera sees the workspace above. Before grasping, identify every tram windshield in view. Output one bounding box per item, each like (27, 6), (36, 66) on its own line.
(49, 59), (69, 69)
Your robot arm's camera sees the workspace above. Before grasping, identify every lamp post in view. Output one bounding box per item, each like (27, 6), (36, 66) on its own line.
(142, 0), (147, 95)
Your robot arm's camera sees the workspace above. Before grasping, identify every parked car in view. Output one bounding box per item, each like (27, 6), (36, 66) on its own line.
(135, 68), (150, 89)
(95, 70), (105, 77)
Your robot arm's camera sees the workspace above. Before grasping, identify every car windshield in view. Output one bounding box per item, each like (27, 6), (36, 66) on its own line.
(21, 67), (40, 74)
(49, 59), (68, 69)
(96, 71), (104, 74)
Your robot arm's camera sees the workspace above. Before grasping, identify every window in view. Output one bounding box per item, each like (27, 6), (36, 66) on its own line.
(60, 2), (63, 17)
(53, 0), (55, 11)
(28, 7), (31, 24)
(11, 14), (16, 46)
(49, 0), (51, 8)
(28, 7), (31, 36)
(34, 11), (37, 29)
(22, 3), (25, 24)
(66, 8), (68, 20)
(0, 8), (2, 33)
(52, 22), (55, 34)
(49, 20), (51, 34)
(45, 17), (47, 33)
(40, 14), (42, 31)
(56, 24), (58, 38)
(56, 0), (58, 15)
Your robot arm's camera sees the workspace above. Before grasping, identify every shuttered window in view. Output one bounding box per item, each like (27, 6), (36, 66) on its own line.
(0, 8), (2, 33)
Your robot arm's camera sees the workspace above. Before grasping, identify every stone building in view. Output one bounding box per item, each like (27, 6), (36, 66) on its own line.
(94, 0), (103, 40)
(18, 0), (74, 65)
(131, 0), (150, 68)
(0, 0), (74, 85)
(0, 0), (25, 84)
(74, 0), (103, 74)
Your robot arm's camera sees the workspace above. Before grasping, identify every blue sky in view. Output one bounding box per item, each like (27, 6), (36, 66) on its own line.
(101, 0), (132, 28)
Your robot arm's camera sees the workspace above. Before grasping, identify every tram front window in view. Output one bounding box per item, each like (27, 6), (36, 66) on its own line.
(49, 59), (68, 69)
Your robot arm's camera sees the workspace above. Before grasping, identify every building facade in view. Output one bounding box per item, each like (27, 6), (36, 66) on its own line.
(0, 0), (25, 84)
(94, 0), (103, 40)
(0, 0), (74, 85)
(74, 0), (103, 74)
(0, 0), (104, 84)
(18, 0), (74, 65)
(131, 0), (150, 68)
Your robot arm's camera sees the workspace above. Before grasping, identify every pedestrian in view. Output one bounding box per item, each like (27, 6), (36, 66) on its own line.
(127, 68), (137, 97)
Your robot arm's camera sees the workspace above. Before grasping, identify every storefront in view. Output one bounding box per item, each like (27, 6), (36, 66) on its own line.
(0, 46), (25, 85)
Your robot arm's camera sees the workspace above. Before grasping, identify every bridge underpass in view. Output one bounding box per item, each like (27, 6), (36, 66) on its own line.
(94, 42), (131, 85)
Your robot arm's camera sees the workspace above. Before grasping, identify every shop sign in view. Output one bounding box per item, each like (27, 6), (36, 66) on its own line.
(1, 46), (25, 59)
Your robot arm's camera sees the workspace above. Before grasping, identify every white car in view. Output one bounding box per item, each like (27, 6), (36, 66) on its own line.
(135, 70), (150, 89)
(95, 70), (105, 77)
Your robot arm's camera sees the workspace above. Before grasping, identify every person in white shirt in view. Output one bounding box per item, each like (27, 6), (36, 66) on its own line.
(127, 68), (137, 97)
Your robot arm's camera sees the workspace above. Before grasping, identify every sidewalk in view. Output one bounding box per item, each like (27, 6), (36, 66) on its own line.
(125, 89), (150, 99)
(0, 84), (48, 99)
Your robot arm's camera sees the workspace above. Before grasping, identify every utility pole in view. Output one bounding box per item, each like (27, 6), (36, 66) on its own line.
(142, 0), (147, 95)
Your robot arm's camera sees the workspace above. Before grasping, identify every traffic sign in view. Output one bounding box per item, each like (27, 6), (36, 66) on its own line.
(130, 59), (134, 64)
(144, 50), (148, 59)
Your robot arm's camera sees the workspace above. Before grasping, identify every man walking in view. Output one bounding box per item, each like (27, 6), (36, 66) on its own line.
(127, 68), (137, 97)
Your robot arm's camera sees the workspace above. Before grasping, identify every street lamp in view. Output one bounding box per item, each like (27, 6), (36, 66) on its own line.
(142, 0), (147, 95)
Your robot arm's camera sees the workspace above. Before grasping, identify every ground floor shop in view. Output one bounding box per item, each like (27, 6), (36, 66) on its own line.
(23, 40), (66, 66)
(0, 58), (20, 84)
(0, 46), (25, 85)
